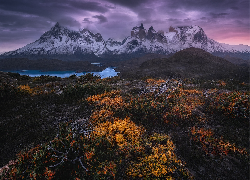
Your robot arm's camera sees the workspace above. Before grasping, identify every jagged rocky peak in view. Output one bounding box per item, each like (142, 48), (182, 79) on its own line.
(49, 22), (65, 33)
(79, 28), (102, 40)
(132, 23), (145, 30)
(130, 24), (166, 42)
(147, 26), (156, 40)
(165, 25), (209, 44)
(131, 23), (147, 39)
(106, 38), (121, 43)
(174, 25), (208, 44)
(106, 38), (114, 43)
(39, 22), (65, 42)
(148, 26), (156, 32)
(93, 33), (104, 42)
(44, 22), (71, 36)
(169, 26), (178, 33)
(192, 26), (207, 43)
(79, 28), (91, 34)
(106, 38), (121, 45)
(139, 23), (144, 29)
(54, 22), (60, 28)
(147, 26), (166, 42)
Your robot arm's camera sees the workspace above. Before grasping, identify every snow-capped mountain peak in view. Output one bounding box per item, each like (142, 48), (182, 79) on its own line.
(1, 23), (249, 60)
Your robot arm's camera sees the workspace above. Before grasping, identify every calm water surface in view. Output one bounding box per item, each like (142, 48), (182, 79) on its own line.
(6, 67), (119, 79)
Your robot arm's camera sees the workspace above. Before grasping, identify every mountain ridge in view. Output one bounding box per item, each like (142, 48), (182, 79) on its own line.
(1, 23), (249, 61)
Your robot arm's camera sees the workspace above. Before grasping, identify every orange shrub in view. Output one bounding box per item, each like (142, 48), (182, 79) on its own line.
(191, 126), (248, 156)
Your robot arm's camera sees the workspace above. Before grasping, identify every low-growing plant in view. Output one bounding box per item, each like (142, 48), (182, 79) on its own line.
(205, 90), (249, 121)
(1, 119), (192, 179)
(190, 126), (248, 157)
(164, 88), (205, 125)
(33, 75), (62, 83)
(1, 75), (249, 180)
(62, 83), (111, 102)
(78, 73), (101, 83)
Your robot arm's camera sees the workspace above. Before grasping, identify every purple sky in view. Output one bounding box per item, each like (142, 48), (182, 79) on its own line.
(0, 0), (249, 54)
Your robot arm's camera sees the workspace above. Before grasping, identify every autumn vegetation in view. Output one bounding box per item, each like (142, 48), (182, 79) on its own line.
(0, 72), (249, 179)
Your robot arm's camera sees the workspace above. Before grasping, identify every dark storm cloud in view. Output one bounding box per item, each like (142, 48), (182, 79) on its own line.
(0, 0), (109, 34)
(57, 16), (82, 28)
(105, 0), (148, 8)
(0, 30), (39, 41)
(0, 0), (109, 25)
(83, 18), (92, 23)
(0, 10), (52, 31)
(230, 6), (239, 10)
(67, 1), (109, 13)
(210, 13), (229, 18)
(93, 15), (108, 23)
(156, 0), (249, 31)
(0, 0), (112, 52)
(137, 8), (154, 19)
(164, 0), (239, 11)
(105, 4), (116, 9)
(0, 0), (249, 53)
(160, 0), (248, 19)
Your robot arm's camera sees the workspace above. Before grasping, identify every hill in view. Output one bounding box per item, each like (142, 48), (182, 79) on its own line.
(118, 48), (249, 81)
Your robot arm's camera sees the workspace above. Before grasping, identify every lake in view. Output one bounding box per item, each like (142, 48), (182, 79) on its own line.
(5, 67), (119, 79)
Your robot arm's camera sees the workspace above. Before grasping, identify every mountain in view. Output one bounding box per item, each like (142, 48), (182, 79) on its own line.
(1, 23), (249, 61)
(112, 25), (250, 59)
(1, 23), (107, 60)
(118, 47), (249, 81)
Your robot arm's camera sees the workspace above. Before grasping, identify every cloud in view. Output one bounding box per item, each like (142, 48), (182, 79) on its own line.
(105, 4), (116, 9)
(68, 1), (109, 13)
(210, 12), (229, 18)
(0, 0), (109, 23)
(230, 6), (239, 10)
(93, 15), (108, 23)
(0, 30), (42, 53)
(83, 18), (92, 23)
(105, 0), (148, 8)
(0, 10), (52, 31)
(137, 7), (154, 19)
(0, 0), (249, 53)
(57, 16), (81, 29)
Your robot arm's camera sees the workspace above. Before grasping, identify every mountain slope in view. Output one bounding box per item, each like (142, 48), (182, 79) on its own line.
(119, 47), (248, 81)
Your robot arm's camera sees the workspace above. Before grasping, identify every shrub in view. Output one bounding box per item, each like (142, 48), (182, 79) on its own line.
(205, 91), (249, 121)
(62, 83), (111, 102)
(78, 73), (101, 83)
(190, 126), (248, 157)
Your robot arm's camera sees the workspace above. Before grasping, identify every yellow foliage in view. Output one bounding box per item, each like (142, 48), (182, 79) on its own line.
(90, 109), (114, 124)
(86, 81), (192, 179)
(18, 84), (51, 95)
(127, 138), (188, 178)
(18, 85), (33, 94)
(146, 78), (166, 86)
(92, 117), (145, 149)
(87, 90), (121, 103)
